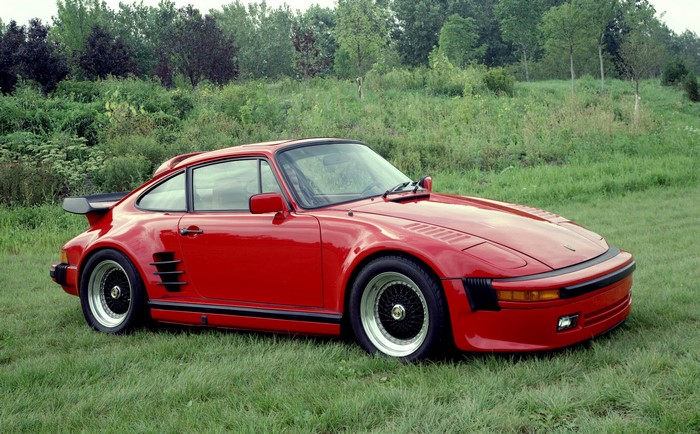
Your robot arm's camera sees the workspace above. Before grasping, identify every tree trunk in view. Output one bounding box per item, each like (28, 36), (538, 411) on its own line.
(634, 77), (640, 123)
(598, 41), (605, 92)
(569, 44), (575, 96)
(522, 48), (530, 82)
(357, 76), (363, 100)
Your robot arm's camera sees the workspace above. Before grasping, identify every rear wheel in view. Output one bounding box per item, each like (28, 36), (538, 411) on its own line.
(80, 249), (148, 334)
(349, 256), (449, 361)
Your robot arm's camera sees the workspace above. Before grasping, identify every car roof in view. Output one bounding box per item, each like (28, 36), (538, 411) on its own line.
(168, 138), (357, 172)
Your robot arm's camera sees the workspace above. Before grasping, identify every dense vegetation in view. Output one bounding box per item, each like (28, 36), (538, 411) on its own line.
(0, 73), (697, 206)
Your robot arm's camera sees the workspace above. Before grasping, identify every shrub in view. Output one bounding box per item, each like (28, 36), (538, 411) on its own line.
(92, 155), (151, 192)
(661, 60), (688, 86)
(683, 73), (699, 103)
(53, 80), (101, 103)
(0, 162), (60, 206)
(426, 49), (464, 97)
(483, 67), (514, 96)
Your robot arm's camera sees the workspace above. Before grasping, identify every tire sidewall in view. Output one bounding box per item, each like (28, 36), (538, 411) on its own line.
(79, 249), (147, 334)
(349, 256), (447, 361)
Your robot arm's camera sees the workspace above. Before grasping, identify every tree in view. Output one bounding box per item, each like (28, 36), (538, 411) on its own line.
(540, 0), (589, 95)
(214, 1), (294, 79)
(392, 0), (448, 66)
(573, 0), (619, 91)
(617, 0), (667, 118)
(668, 30), (700, 75)
(53, 0), (114, 58)
(165, 6), (239, 87)
(79, 25), (137, 79)
(438, 14), (482, 67)
(19, 19), (68, 92)
(112, 0), (177, 78)
(336, 0), (388, 98)
(0, 21), (25, 94)
(291, 24), (325, 78)
(293, 5), (337, 77)
(496, 0), (549, 81)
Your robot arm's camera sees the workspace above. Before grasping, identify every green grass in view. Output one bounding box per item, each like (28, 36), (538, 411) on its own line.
(1, 183), (699, 432)
(1, 77), (700, 432)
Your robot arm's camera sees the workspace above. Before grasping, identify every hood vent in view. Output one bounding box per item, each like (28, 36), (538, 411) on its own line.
(150, 252), (187, 292)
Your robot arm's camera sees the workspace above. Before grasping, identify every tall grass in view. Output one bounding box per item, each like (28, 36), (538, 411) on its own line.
(1, 75), (698, 205)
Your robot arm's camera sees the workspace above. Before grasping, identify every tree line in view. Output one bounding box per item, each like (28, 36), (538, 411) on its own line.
(0, 0), (699, 96)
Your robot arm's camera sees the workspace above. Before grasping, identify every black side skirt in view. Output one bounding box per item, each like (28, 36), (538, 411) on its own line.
(149, 301), (342, 324)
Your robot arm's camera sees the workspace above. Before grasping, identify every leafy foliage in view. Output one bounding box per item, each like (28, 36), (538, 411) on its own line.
(0, 21), (24, 94)
(335, 0), (388, 82)
(214, 1), (294, 79)
(682, 73), (699, 102)
(438, 14), (483, 68)
(79, 25), (137, 80)
(661, 60), (689, 86)
(162, 6), (239, 88)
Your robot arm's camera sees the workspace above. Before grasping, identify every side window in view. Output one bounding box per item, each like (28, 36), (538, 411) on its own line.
(194, 160), (258, 211)
(138, 172), (186, 212)
(261, 160), (283, 194)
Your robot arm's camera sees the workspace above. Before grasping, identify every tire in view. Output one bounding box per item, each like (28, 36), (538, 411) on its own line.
(79, 249), (148, 334)
(348, 256), (449, 361)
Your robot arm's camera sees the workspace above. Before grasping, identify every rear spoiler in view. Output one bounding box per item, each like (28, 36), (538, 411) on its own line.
(63, 192), (130, 224)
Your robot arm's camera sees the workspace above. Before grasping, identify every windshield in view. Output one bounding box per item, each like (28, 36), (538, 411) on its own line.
(276, 142), (411, 208)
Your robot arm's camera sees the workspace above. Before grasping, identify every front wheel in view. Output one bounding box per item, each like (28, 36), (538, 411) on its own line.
(79, 249), (148, 334)
(348, 256), (449, 361)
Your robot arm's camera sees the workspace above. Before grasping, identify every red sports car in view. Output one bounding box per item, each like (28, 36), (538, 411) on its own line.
(51, 138), (634, 361)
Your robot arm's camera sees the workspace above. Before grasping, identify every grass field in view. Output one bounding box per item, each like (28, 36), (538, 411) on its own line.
(1, 183), (698, 432)
(1, 78), (699, 432)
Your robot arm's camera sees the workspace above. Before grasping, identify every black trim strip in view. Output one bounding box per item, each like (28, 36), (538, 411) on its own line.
(561, 261), (636, 298)
(149, 260), (182, 266)
(496, 247), (621, 282)
(149, 301), (343, 324)
(154, 271), (185, 276)
(156, 282), (188, 286)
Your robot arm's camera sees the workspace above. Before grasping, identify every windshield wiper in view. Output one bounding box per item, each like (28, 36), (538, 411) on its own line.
(383, 181), (412, 198)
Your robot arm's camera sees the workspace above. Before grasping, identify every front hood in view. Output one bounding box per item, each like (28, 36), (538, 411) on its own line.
(351, 193), (608, 270)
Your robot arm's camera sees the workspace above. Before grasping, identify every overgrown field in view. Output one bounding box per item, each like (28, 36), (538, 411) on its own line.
(1, 78), (699, 432)
(1, 75), (698, 205)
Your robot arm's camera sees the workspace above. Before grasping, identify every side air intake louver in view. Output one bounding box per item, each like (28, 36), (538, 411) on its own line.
(463, 278), (500, 311)
(150, 252), (187, 292)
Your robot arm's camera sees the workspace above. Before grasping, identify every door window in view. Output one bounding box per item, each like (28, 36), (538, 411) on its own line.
(193, 159), (282, 212)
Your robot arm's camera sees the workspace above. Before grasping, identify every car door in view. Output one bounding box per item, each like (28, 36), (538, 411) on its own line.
(178, 158), (324, 307)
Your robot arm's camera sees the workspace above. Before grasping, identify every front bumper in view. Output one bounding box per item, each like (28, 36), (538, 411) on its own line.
(442, 248), (634, 352)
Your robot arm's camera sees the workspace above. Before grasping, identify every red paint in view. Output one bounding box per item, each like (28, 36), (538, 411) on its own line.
(52, 138), (634, 353)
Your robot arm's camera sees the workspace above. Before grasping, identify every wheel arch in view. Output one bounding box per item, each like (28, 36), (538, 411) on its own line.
(341, 249), (448, 331)
(77, 243), (148, 298)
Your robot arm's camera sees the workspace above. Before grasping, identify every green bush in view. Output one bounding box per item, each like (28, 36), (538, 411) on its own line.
(683, 73), (699, 102)
(53, 80), (101, 103)
(92, 155), (151, 192)
(0, 162), (60, 206)
(426, 49), (464, 97)
(661, 60), (688, 86)
(483, 67), (514, 96)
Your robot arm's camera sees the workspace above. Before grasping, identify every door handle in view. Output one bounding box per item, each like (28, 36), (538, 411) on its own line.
(180, 227), (203, 236)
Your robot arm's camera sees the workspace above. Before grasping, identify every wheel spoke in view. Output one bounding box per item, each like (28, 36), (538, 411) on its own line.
(88, 260), (132, 328)
(360, 271), (429, 357)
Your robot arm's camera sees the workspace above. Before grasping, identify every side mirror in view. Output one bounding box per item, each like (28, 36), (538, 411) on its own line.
(418, 176), (432, 192)
(250, 193), (287, 217)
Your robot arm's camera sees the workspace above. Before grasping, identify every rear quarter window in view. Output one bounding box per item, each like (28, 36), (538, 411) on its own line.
(137, 172), (186, 212)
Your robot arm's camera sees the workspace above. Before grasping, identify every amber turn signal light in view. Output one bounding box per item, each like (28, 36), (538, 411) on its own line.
(496, 289), (560, 302)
